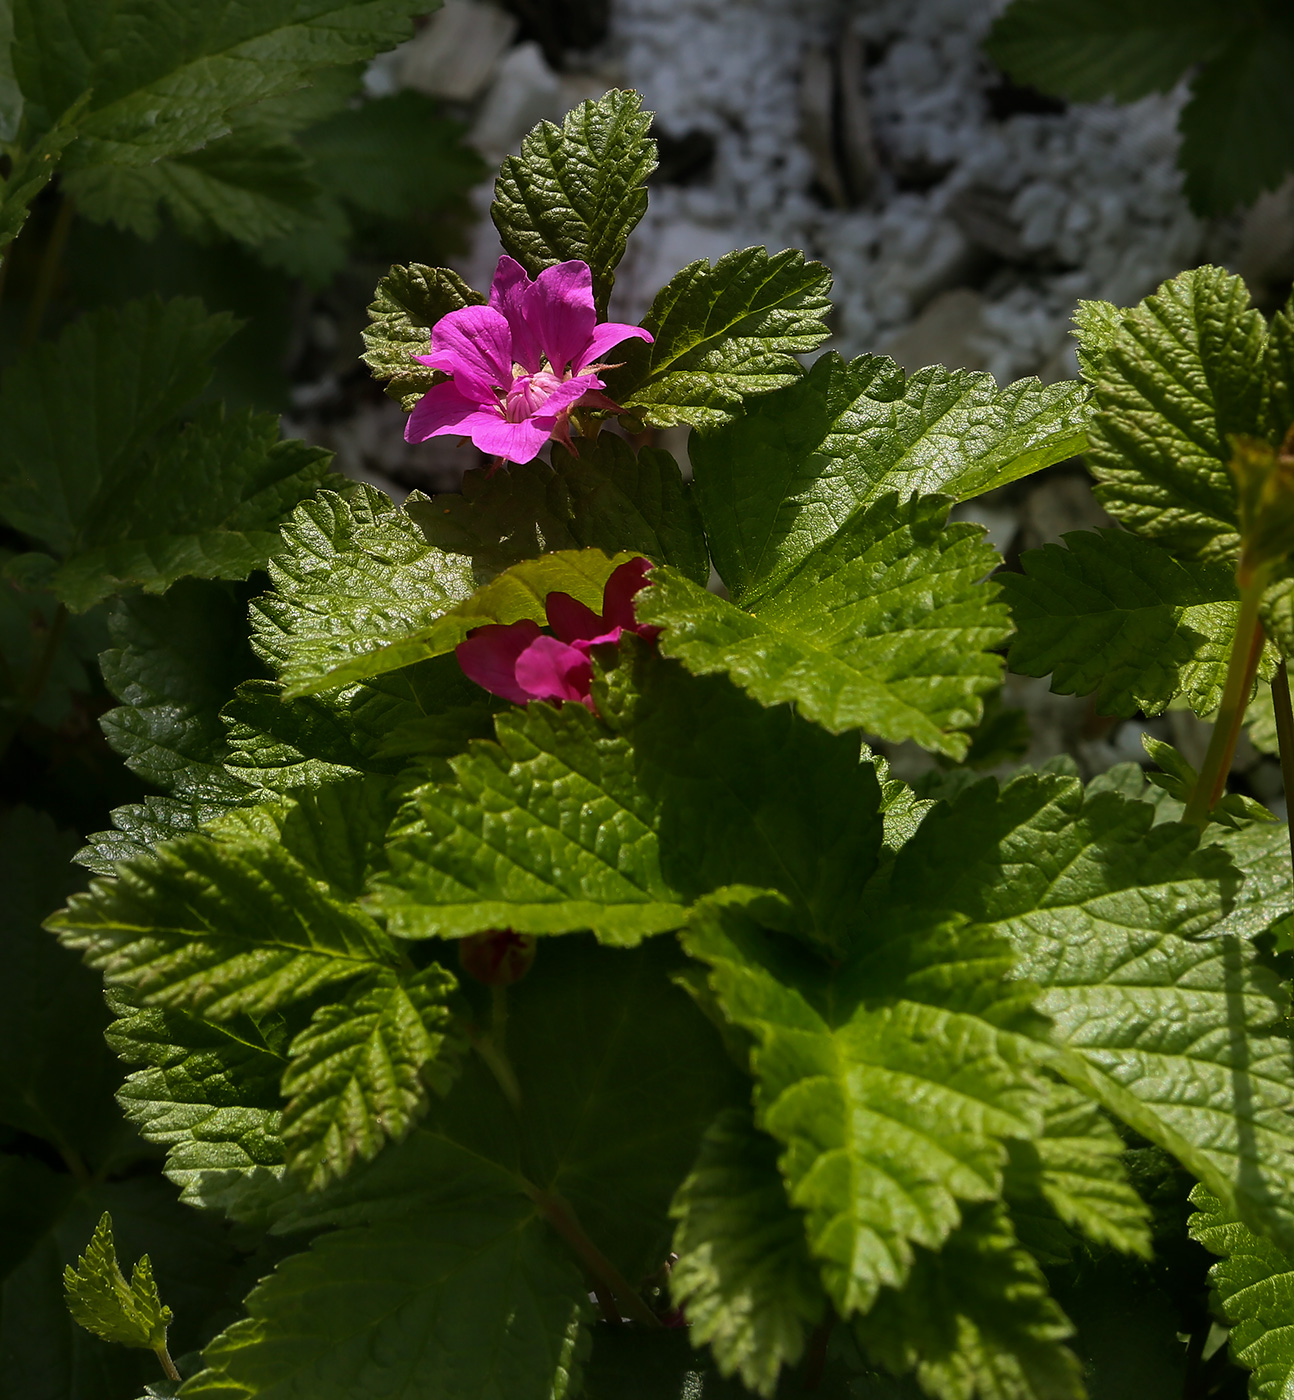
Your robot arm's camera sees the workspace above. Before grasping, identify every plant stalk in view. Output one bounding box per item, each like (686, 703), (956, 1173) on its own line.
(1270, 660), (1294, 874)
(154, 1344), (180, 1382)
(526, 1186), (661, 1329)
(21, 191), (74, 348)
(1183, 580), (1265, 826)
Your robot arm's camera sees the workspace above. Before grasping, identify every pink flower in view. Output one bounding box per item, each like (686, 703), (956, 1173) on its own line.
(456, 557), (659, 710)
(405, 256), (653, 466)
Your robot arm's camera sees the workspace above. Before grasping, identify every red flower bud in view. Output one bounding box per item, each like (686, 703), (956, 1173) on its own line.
(458, 929), (537, 986)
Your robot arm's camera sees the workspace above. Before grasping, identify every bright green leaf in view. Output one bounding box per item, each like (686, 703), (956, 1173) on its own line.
(63, 1212), (172, 1352)
(1189, 1185), (1294, 1400)
(689, 351), (1088, 600)
(280, 965), (460, 1192)
(604, 246), (832, 429)
(669, 1107), (826, 1397)
(1001, 527), (1258, 717)
(78, 795), (234, 876)
(638, 493), (1010, 759)
(491, 88), (656, 316)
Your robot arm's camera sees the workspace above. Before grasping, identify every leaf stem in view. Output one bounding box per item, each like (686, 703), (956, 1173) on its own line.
(467, 990), (521, 1112)
(154, 1344), (180, 1382)
(1183, 579), (1265, 826)
(525, 1184), (660, 1329)
(0, 601), (67, 761)
(21, 191), (73, 348)
(1270, 660), (1294, 876)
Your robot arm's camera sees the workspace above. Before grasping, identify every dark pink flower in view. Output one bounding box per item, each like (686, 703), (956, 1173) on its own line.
(455, 558), (658, 709)
(405, 256), (653, 466)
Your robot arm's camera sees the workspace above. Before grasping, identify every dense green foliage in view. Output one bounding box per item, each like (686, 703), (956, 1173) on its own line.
(4, 25), (1294, 1400)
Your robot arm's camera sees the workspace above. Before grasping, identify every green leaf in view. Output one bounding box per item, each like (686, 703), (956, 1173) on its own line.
(64, 123), (320, 246)
(106, 994), (289, 1218)
(1178, 17), (1294, 213)
(683, 891), (1045, 1319)
(0, 296), (237, 558)
(0, 0), (21, 140)
(985, 0), (1233, 103)
(689, 352), (1089, 599)
(79, 796), (237, 876)
(48, 826), (402, 1020)
(603, 247), (832, 429)
(362, 263), (484, 411)
(1079, 265), (1266, 563)
(1189, 1185), (1294, 1400)
(99, 580), (263, 796)
(637, 493), (1010, 759)
(13, 0), (427, 168)
(0, 808), (129, 1170)
(0, 96), (85, 250)
(1003, 1085), (1153, 1260)
(373, 652), (886, 954)
(186, 1201), (587, 1400)
(47, 408), (334, 612)
(490, 88), (656, 316)
(1002, 527), (1257, 717)
(63, 1212), (172, 1352)
(406, 433), (711, 586)
(254, 488), (640, 696)
(852, 1203), (1083, 1400)
(669, 1107), (826, 1397)
(280, 965), (460, 1192)
(1265, 293), (1294, 443)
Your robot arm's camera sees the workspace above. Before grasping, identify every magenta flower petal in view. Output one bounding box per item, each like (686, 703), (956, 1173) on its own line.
(456, 620), (544, 704)
(546, 591), (608, 644)
(487, 256), (544, 374)
(422, 304), (514, 399)
(602, 557), (656, 631)
(405, 380), (493, 443)
(524, 261), (598, 373)
(460, 412), (555, 463)
(572, 321), (653, 374)
(513, 635), (595, 706)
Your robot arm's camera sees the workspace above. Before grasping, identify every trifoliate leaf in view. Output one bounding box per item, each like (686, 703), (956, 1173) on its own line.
(253, 487), (642, 696)
(0, 808), (128, 1169)
(48, 827), (403, 1020)
(637, 493), (1009, 759)
(491, 88), (656, 316)
(1178, 14), (1294, 214)
(683, 891), (1045, 1319)
(406, 433), (710, 585)
(64, 123), (320, 247)
(13, 0), (427, 168)
(0, 297), (237, 558)
(373, 653), (886, 954)
(47, 408), (334, 612)
(852, 1203), (1083, 1400)
(1079, 265), (1265, 562)
(99, 580), (262, 796)
(689, 351), (1088, 599)
(986, 0), (1232, 104)
(362, 262), (484, 411)
(669, 1108), (826, 1398)
(184, 1201), (588, 1400)
(1002, 527), (1262, 717)
(604, 247), (832, 429)
(280, 965), (460, 1192)
(106, 994), (288, 1217)
(63, 1213), (172, 1352)
(1189, 1185), (1294, 1400)
(1004, 1086), (1153, 1260)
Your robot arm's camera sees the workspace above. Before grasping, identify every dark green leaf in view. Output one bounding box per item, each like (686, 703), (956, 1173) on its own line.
(604, 247), (832, 429)
(362, 263), (484, 411)
(491, 88), (656, 316)
(78, 795), (235, 876)
(690, 352), (1088, 599)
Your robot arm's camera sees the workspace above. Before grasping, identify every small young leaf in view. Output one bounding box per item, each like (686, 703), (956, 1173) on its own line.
(690, 351), (1088, 599)
(670, 1108), (826, 1397)
(362, 263), (485, 411)
(1190, 1184), (1294, 1400)
(64, 1212), (173, 1352)
(1002, 527), (1258, 717)
(638, 493), (1010, 759)
(490, 88), (656, 316)
(604, 247), (832, 429)
(280, 965), (460, 1192)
